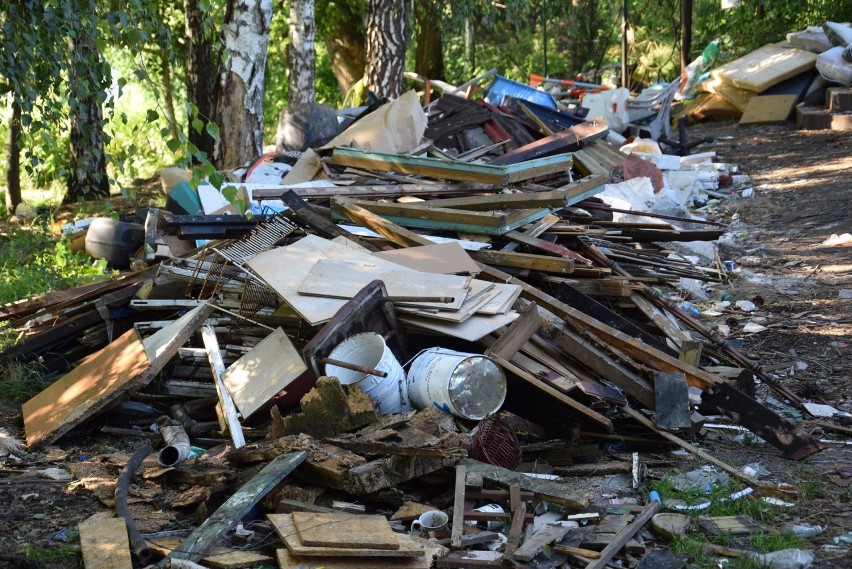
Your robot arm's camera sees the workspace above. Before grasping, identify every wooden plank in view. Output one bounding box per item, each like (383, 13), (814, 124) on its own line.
(544, 276), (631, 298)
(336, 200), (434, 248)
(280, 190), (380, 252)
(485, 303), (541, 361)
(654, 371), (691, 430)
(146, 536), (274, 568)
(621, 406), (762, 487)
(503, 230), (592, 265)
(513, 524), (571, 562)
(276, 549), (429, 569)
(269, 513), (425, 557)
(489, 119), (608, 165)
(584, 501), (661, 569)
(291, 512), (399, 550)
(330, 147), (573, 185)
(469, 250), (574, 274)
(78, 515), (132, 569)
(739, 94), (798, 125)
(459, 459), (591, 510)
(702, 382), (825, 461)
(503, 485), (526, 557)
(697, 516), (762, 536)
(201, 324), (246, 448)
(166, 451), (307, 563)
(221, 327), (307, 420)
(451, 465), (467, 548)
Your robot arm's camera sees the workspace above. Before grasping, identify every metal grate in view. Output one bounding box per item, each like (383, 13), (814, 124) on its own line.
(189, 212), (297, 317)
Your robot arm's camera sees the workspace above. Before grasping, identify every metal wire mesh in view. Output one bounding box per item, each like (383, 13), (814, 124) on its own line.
(188, 212), (297, 317)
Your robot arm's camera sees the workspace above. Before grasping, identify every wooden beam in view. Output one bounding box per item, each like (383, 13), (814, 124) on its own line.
(469, 250), (574, 274)
(164, 451), (307, 564)
(459, 458), (591, 510)
(335, 200), (433, 248)
(330, 147), (573, 185)
(451, 465), (467, 548)
(200, 324), (245, 448)
(489, 119), (609, 165)
(503, 230), (592, 264)
(280, 190), (380, 252)
(583, 501), (661, 569)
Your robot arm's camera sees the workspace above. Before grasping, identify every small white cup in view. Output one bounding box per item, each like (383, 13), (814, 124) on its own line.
(411, 510), (449, 534)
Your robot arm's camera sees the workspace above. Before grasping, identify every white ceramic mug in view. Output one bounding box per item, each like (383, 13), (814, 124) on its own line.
(411, 510), (449, 534)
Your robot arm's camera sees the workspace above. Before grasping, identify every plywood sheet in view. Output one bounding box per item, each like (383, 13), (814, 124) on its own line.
(291, 512), (399, 550)
(23, 329), (150, 447)
(375, 242), (480, 275)
(246, 235), (409, 326)
(401, 310), (519, 342)
(297, 259), (471, 311)
(268, 513), (424, 557)
(739, 94), (798, 124)
(276, 549), (429, 569)
(79, 515), (132, 569)
(711, 43), (817, 93)
(221, 327), (307, 418)
(146, 537), (274, 568)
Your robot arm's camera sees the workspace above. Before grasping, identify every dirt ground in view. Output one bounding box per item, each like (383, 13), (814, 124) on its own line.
(0, 120), (850, 568)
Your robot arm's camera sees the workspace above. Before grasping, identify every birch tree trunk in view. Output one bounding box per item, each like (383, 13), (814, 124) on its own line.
(288, 0), (315, 106)
(213, 0), (273, 170)
(365, 0), (406, 99)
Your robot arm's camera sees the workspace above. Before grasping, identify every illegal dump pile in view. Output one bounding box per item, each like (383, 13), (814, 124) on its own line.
(2, 75), (849, 569)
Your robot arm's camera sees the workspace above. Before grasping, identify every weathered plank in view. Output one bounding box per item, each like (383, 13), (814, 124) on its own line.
(654, 371), (691, 430)
(79, 515), (132, 569)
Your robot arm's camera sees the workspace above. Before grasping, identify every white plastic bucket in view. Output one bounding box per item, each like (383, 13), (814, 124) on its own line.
(407, 348), (506, 420)
(324, 332), (410, 415)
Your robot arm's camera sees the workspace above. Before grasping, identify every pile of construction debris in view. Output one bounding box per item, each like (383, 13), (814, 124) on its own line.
(0, 78), (838, 569)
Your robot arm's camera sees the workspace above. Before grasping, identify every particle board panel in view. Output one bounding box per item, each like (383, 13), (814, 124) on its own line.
(711, 43), (817, 92)
(375, 242), (481, 275)
(297, 259), (471, 311)
(739, 95), (798, 124)
(268, 514), (424, 557)
(78, 515), (132, 569)
(291, 512), (399, 550)
(400, 310), (519, 342)
(276, 549), (430, 569)
(146, 537), (274, 568)
(220, 327), (308, 419)
(23, 329), (150, 448)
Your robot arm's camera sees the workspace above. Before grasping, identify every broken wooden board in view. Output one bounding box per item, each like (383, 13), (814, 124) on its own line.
(697, 515), (762, 536)
(739, 95), (798, 125)
(702, 382), (827, 461)
(654, 371), (691, 430)
(584, 502), (660, 569)
(79, 514), (132, 569)
(146, 537), (274, 569)
(165, 451), (307, 563)
(291, 512), (399, 550)
(201, 323), (245, 448)
(220, 327), (308, 419)
(269, 513), (424, 557)
(276, 549), (430, 569)
(512, 524), (571, 562)
(330, 146), (573, 185)
(459, 458), (591, 510)
(23, 329), (149, 448)
(335, 200), (434, 249)
(489, 120), (609, 165)
(469, 250), (574, 274)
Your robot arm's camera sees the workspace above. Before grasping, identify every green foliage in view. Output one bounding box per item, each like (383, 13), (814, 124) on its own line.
(750, 529), (808, 552)
(0, 225), (112, 307)
(649, 474), (778, 522)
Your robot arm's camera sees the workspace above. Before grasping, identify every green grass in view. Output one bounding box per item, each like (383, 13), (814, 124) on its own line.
(0, 360), (49, 403)
(647, 472), (809, 568)
(17, 543), (82, 567)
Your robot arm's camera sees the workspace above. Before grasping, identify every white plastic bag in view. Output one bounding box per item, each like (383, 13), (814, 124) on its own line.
(604, 87), (630, 132)
(816, 47), (852, 86)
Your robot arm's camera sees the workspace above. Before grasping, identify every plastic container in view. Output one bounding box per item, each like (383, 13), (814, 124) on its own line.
(407, 348), (506, 420)
(84, 218), (145, 269)
(324, 333), (409, 415)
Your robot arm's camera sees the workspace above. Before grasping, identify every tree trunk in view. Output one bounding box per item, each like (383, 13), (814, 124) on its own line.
(288, 0), (315, 106)
(324, 23), (366, 97)
(184, 0), (218, 160)
(213, 0), (273, 170)
(681, 0), (693, 77)
(365, 0), (406, 99)
(6, 96), (22, 215)
(414, 0), (443, 81)
(160, 45), (180, 141)
(65, 28), (109, 204)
